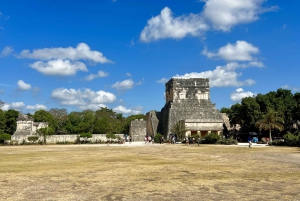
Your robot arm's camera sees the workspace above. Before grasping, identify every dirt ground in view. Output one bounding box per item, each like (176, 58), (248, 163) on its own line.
(0, 143), (300, 201)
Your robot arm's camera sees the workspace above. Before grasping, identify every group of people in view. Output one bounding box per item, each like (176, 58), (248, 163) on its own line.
(185, 137), (201, 146)
(122, 135), (132, 144)
(145, 136), (154, 144)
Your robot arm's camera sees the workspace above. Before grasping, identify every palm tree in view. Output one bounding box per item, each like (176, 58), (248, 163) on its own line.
(171, 122), (187, 141)
(255, 111), (284, 143)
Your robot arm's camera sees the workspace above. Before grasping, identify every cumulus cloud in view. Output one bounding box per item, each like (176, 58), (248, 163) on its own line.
(29, 59), (87, 76)
(173, 62), (256, 87)
(230, 88), (256, 102)
(140, 0), (277, 42)
(2, 102), (25, 110)
(112, 79), (134, 90)
(17, 80), (32, 91)
(51, 88), (116, 110)
(84, 70), (109, 81)
(26, 104), (48, 111)
(202, 40), (260, 61)
(19, 43), (112, 63)
(157, 78), (169, 84)
(140, 7), (208, 42)
(1, 46), (13, 57)
(202, 0), (278, 31)
(113, 105), (143, 115)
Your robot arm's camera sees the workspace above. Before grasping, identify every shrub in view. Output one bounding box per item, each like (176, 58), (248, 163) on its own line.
(0, 133), (11, 143)
(80, 132), (92, 138)
(154, 133), (163, 143)
(202, 132), (220, 144)
(283, 132), (298, 146)
(219, 137), (238, 145)
(27, 136), (39, 142)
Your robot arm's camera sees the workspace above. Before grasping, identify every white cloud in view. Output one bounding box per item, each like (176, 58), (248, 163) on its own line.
(112, 79), (134, 90)
(78, 104), (107, 111)
(230, 88), (256, 102)
(173, 62), (256, 87)
(30, 59), (87, 76)
(281, 84), (289, 89)
(140, 7), (208, 42)
(157, 78), (169, 84)
(126, 73), (132, 77)
(202, 0), (278, 31)
(202, 40), (260, 61)
(2, 102), (25, 110)
(140, 1), (277, 42)
(113, 105), (143, 115)
(26, 104), (48, 111)
(84, 70), (109, 81)
(17, 80), (32, 91)
(19, 43), (112, 63)
(51, 88), (116, 110)
(1, 46), (13, 57)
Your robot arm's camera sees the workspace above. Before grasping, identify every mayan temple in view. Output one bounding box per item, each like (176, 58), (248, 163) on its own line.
(145, 78), (224, 139)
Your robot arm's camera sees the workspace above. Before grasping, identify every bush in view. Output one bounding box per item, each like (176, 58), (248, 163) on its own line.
(80, 132), (93, 138)
(283, 132), (298, 146)
(202, 132), (220, 144)
(27, 136), (39, 142)
(154, 133), (163, 143)
(0, 133), (11, 143)
(219, 137), (238, 145)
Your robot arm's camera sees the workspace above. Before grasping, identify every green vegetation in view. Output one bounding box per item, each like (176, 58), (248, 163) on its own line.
(0, 133), (11, 143)
(27, 135), (39, 143)
(171, 122), (187, 141)
(221, 88), (300, 146)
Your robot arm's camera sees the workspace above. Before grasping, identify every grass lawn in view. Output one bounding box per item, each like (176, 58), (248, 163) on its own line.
(0, 144), (300, 200)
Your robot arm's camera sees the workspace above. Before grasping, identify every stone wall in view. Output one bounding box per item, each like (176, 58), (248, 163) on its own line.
(130, 119), (146, 141)
(11, 134), (124, 143)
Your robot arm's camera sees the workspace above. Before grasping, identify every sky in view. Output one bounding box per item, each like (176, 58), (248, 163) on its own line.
(0, 0), (299, 116)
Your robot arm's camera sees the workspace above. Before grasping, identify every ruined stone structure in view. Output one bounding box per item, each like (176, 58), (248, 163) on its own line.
(12, 120), (48, 142)
(129, 119), (146, 141)
(146, 110), (159, 137)
(157, 78), (224, 138)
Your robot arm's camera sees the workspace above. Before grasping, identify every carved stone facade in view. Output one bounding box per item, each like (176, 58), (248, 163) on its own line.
(158, 78), (224, 138)
(130, 78), (224, 140)
(129, 119), (146, 141)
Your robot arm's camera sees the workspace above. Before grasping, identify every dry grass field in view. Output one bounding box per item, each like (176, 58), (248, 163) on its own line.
(0, 143), (300, 201)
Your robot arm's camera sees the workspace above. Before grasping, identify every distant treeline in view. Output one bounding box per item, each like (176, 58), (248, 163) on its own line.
(221, 88), (300, 137)
(0, 106), (145, 135)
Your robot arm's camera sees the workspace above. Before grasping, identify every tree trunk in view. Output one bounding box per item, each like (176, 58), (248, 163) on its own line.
(269, 128), (272, 143)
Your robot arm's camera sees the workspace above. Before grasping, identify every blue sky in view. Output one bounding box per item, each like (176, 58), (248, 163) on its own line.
(0, 0), (299, 116)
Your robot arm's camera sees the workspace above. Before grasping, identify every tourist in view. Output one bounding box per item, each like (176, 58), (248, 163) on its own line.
(145, 136), (148, 144)
(197, 137), (201, 146)
(185, 137), (189, 146)
(129, 135), (132, 143)
(148, 136), (152, 144)
(248, 136), (252, 148)
(160, 136), (164, 144)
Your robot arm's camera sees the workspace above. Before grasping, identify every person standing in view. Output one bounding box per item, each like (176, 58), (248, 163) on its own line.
(197, 137), (201, 146)
(248, 136), (252, 148)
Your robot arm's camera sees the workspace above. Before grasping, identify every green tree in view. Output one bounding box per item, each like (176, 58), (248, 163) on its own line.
(5, 109), (19, 134)
(171, 122), (187, 141)
(33, 110), (55, 132)
(0, 109), (6, 134)
(255, 110), (284, 143)
(36, 127), (55, 144)
(49, 108), (68, 134)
